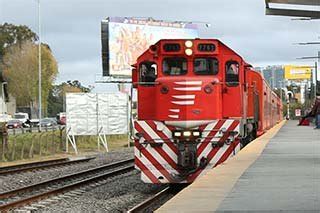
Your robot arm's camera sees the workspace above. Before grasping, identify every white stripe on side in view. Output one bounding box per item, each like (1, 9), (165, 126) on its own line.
(173, 87), (201, 91)
(169, 115), (179, 119)
(169, 109), (180, 113)
(172, 95), (196, 99)
(174, 81), (202, 85)
(172, 100), (194, 105)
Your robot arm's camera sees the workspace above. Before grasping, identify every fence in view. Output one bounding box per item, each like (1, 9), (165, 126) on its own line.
(0, 126), (66, 162)
(0, 125), (130, 162)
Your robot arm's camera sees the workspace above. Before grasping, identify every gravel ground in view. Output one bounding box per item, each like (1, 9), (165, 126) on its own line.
(35, 171), (166, 213)
(0, 148), (133, 192)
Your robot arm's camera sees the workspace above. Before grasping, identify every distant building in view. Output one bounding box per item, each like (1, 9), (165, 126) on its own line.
(258, 66), (284, 89)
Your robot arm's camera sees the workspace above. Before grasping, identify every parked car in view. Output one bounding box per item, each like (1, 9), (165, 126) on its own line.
(6, 119), (23, 129)
(13, 112), (31, 127)
(38, 118), (57, 127)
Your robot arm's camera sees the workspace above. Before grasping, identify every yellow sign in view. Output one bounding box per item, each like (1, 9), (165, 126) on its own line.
(284, 65), (312, 80)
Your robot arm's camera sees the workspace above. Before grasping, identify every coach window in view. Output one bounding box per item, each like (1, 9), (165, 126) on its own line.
(194, 58), (218, 75)
(140, 61), (157, 86)
(225, 61), (239, 86)
(163, 57), (187, 75)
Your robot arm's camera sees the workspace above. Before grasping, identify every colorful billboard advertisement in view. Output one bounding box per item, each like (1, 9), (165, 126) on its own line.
(101, 17), (199, 77)
(284, 65), (312, 80)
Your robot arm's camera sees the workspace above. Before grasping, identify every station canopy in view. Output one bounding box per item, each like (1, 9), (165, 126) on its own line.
(265, 0), (320, 19)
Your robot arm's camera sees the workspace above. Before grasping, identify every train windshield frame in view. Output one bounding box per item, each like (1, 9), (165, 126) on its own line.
(162, 57), (188, 76)
(194, 57), (219, 75)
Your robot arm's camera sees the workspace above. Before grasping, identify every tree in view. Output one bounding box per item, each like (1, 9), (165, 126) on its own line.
(0, 23), (37, 60)
(2, 41), (58, 115)
(47, 81), (91, 116)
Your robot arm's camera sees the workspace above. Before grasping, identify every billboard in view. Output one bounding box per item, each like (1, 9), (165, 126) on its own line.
(101, 17), (199, 77)
(284, 65), (312, 80)
(66, 93), (128, 136)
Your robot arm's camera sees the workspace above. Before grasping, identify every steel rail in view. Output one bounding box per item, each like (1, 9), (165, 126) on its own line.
(127, 185), (186, 213)
(0, 157), (95, 175)
(0, 158), (68, 172)
(0, 159), (134, 211)
(0, 158), (134, 199)
(0, 165), (134, 212)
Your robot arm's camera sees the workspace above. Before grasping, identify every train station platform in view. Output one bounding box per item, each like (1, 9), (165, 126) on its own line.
(157, 120), (320, 212)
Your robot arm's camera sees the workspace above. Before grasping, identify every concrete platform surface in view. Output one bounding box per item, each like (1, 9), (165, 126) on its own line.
(157, 121), (320, 212)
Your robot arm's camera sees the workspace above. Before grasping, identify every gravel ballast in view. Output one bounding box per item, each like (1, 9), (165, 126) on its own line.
(0, 148), (133, 192)
(37, 171), (165, 213)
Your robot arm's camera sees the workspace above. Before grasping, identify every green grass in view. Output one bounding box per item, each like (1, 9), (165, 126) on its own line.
(0, 130), (130, 162)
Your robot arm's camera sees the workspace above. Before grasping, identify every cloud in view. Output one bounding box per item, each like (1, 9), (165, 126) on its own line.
(1, 0), (319, 85)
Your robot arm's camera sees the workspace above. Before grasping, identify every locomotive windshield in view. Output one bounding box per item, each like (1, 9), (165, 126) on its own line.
(194, 58), (218, 75)
(163, 57), (187, 75)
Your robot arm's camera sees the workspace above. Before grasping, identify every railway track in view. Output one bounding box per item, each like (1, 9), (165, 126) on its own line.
(0, 157), (94, 175)
(127, 184), (187, 213)
(0, 158), (135, 212)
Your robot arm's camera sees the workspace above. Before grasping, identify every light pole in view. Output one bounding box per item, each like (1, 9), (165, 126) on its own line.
(37, 0), (42, 131)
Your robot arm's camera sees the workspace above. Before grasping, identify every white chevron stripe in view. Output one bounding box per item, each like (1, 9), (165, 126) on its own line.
(174, 87), (201, 91)
(169, 115), (179, 119)
(172, 95), (196, 99)
(198, 120), (234, 161)
(141, 172), (152, 183)
(157, 121), (174, 141)
(197, 143), (231, 179)
(174, 81), (202, 85)
(172, 100), (194, 105)
(135, 146), (168, 183)
(139, 121), (178, 167)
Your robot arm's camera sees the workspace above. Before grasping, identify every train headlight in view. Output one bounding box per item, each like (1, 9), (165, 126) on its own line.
(174, 132), (181, 137)
(185, 49), (193, 56)
(193, 131), (200, 137)
(185, 40), (193, 48)
(183, 131), (192, 137)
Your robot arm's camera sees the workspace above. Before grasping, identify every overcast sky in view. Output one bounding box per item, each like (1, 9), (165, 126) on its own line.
(0, 0), (319, 90)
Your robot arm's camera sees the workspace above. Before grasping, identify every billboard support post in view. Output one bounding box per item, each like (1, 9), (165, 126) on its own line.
(66, 127), (78, 154)
(98, 127), (108, 152)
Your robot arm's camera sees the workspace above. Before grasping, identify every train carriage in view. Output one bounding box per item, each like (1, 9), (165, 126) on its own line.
(132, 39), (282, 183)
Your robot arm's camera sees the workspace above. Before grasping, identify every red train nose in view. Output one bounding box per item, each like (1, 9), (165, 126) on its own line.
(156, 77), (221, 125)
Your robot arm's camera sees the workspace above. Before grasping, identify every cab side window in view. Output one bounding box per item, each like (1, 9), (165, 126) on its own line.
(226, 61), (239, 86)
(140, 61), (157, 86)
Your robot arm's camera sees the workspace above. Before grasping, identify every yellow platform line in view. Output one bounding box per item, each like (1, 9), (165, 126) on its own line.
(156, 120), (286, 213)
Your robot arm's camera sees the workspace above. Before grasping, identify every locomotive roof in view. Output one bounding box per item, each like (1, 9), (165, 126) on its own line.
(138, 38), (248, 64)
(160, 38), (244, 58)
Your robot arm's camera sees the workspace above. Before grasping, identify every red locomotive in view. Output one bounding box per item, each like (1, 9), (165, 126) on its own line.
(132, 39), (282, 183)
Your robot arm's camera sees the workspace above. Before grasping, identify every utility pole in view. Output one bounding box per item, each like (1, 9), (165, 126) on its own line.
(37, 0), (42, 131)
(315, 61), (318, 98)
(317, 51), (319, 96)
